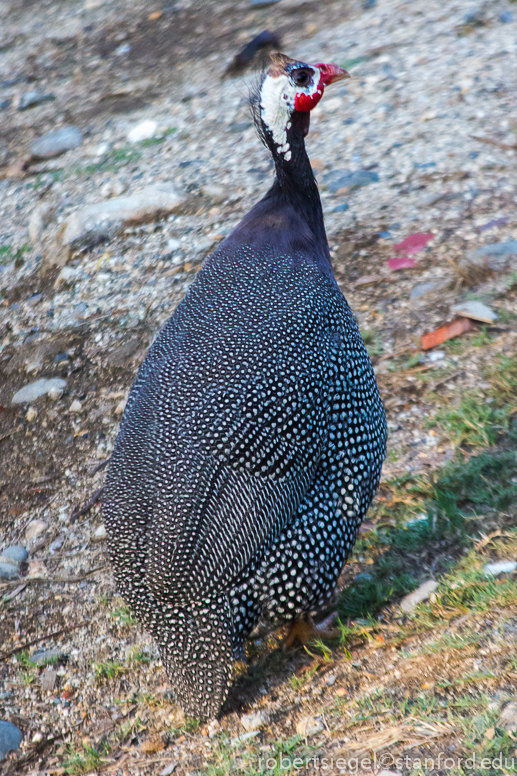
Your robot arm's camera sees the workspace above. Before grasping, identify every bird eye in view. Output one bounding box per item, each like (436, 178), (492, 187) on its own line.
(292, 68), (311, 88)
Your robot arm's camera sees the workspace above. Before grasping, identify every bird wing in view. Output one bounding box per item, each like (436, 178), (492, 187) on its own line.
(106, 317), (334, 608)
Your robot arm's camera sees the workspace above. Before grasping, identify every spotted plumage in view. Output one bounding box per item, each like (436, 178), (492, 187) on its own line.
(103, 52), (387, 720)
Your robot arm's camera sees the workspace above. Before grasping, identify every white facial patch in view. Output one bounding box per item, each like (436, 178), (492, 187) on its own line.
(260, 73), (294, 157)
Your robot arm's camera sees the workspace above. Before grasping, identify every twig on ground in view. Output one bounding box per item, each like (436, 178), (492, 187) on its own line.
(70, 487), (103, 523)
(90, 458), (111, 475)
(471, 135), (517, 151)
(0, 564), (107, 592)
(1, 584), (27, 603)
(0, 619), (90, 661)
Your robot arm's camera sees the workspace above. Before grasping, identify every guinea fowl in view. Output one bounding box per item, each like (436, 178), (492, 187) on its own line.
(103, 52), (387, 721)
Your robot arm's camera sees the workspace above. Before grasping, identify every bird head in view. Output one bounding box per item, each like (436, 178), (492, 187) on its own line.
(258, 52), (349, 161)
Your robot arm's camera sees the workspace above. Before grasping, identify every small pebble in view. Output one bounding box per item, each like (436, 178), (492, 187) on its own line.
(12, 378), (67, 404)
(0, 720), (23, 760)
(498, 702), (517, 733)
(127, 120), (157, 143)
(400, 580), (438, 613)
(69, 399), (82, 412)
(30, 648), (65, 665)
(94, 524), (107, 540)
(40, 668), (58, 691)
(18, 91), (55, 110)
(410, 281), (442, 300)
(295, 716), (324, 737)
(0, 562), (20, 580)
(167, 238), (181, 252)
(25, 519), (48, 541)
(31, 126), (82, 160)
(240, 711), (269, 731)
(48, 386), (64, 401)
(452, 300), (497, 324)
(324, 168), (379, 192)
(1, 546), (28, 563)
(159, 763), (178, 776)
(115, 398), (127, 415)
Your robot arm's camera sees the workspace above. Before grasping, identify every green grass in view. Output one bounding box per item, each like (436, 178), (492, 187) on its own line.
(428, 354), (517, 450)
(337, 429), (517, 623)
(74, 147), (142, 177)
(129, 649), (151, 665)
(427, 392), (511, 449)
(111, 605), (138, 626)
(361, 329), (384, 357)
(30, 170), (63, 189)
(113, 714), (147, 744)
(341, 55), (371, 70)
(0, 243), (30, 266)
(139, 127), (177, 147)
(93, 659), (127, 680)
(63, 742), (110, 775)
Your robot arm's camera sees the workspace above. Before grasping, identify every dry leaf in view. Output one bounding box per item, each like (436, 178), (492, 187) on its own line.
(141, 737), (165, 754)
(421, 317), (476, 350)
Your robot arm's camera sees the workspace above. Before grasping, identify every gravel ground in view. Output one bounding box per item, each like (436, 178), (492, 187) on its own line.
(1, 0), (517, 773)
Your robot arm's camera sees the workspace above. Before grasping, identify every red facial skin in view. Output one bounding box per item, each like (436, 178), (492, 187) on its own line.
(294, 62), (350, 113)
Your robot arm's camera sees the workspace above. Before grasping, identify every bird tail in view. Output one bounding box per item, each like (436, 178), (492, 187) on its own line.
(152, 597), (234, 721)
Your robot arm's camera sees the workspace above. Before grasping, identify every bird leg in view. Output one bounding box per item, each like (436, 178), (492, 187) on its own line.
(282, 612), (339, 650)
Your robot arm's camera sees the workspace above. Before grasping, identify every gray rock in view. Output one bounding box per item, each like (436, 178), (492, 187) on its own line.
(94, 524), (107, 540)
(295, 716), (324, 736)
(410, 281), (439, 300)
(240, 710), (269, 731)
(427, 350), (445, 362)
(61, 184), (185, 251)
(410, 279), (451, 305)
(464, 240), (517, 270)
(0, 720), (23, 760)
(31, 126), (82, 160)
(159, 763), (178, 776)
(30, 648), (65, 665)
(484, 560), (517, 576)
(167, 238), (181, 252)
(400, 580), (438, 613)
(12, 378), (67, 404)
(498, 702), (517, 733)
(18, 91), (55, 110)
(324, 169), (379, 193)
(1, 546), (28, 563)
(25, 520), (48, 541)
(0, 562), (20, 580)
(40, 668), (58, 691)
(333, 203), (349, 213)
(452, 300), (497, 324)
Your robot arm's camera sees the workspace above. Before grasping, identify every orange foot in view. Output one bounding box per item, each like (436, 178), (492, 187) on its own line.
(282, 613), (339, 650)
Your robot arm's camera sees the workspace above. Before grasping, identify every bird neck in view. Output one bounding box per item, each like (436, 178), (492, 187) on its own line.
(264, 111), (330, 259)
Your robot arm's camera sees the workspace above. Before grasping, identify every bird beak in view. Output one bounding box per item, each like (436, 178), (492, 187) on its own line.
(315, 63), (351, 85)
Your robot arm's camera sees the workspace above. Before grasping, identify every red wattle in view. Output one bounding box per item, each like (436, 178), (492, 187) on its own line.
(294, 86), (324, 113)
